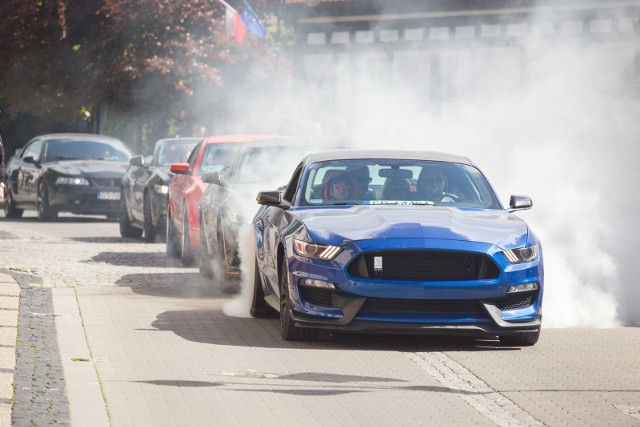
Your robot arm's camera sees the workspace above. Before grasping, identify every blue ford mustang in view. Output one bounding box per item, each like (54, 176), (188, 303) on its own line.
(251, 149), (543, 346)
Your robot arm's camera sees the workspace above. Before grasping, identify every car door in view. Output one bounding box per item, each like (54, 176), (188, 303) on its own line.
(130, 156), (152, 223)
(13, 139), (44, 204)
(169, 141), (203, 231)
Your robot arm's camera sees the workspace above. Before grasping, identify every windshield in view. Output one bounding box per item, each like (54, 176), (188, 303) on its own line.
(44, 139), (131, 162)
(196, 143), (240, 175)
(155, 139), (199, 167)
(300, 159), (501, 209)
(232, 145), (319, 185)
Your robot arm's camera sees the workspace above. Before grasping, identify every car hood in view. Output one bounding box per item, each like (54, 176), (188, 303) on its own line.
(293, 205), (529, 249)
(49, 160), (129, 177)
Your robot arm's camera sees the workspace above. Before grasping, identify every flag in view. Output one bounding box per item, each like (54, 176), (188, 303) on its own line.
(241, 0), (266, 39)
(225, 6), (246, 43)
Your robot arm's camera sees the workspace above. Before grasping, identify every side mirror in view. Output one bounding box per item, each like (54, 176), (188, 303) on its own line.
(256, 191), (283, 206)
(23, 156), (39, 165)
(129, 155), (144, 166)
(169, 162), (190, 174)
(201, 172), (222, 185)
(508, 195), (533, 212)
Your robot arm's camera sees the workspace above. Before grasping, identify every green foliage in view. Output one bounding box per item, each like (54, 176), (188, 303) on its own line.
(0, 0), (279, 134)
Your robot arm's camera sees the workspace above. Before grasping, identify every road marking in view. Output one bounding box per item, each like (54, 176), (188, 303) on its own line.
(405, 351), (543, 426)
(613, 405), (640, 420)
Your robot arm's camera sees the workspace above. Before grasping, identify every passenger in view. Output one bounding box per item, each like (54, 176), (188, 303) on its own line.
(382, 176), (411, 200)
(415, 165), (454, 202)
(323, 170), (351, 201)
(346, 166), (375, 200)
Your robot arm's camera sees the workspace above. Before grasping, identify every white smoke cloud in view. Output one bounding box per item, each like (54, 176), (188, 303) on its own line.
(217, 6), (640, 327)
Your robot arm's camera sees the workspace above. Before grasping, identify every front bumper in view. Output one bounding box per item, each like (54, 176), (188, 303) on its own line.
(49, 185), (121, 215)
(281, 239), (544, 336)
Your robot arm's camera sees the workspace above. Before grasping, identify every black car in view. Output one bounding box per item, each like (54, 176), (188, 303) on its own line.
(199, 139), (340, 284)
(120, 137), (200, 241)
(4, 133), (132, 220)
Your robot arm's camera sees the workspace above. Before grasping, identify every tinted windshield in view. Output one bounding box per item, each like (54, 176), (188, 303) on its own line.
(155, 140), (199, 167)
(232, 145), (319, 185)
(44, 139), (131, 162)
(300, 159), (501, 209)
(196, 143), (240, 175)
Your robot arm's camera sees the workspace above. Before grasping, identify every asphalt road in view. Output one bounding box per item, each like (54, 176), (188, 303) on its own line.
(1, 210), (639, 426)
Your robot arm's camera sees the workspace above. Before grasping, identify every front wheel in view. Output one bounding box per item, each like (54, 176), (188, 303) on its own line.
(499, 329), (540, 347)
(250, 257), (273, 318)
(180, 205), (195, 266)
(198, 213), (214, 278)
(165, 203), (180, 257)
(37, 181), (58, 221)
(120, 195), (143, 238)
(279, 256), (317, 341)
(143, 192), (156, 243)
(4, 189), (24, 218)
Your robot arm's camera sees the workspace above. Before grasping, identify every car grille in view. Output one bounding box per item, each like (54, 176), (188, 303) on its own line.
(92, 178), (120, 187)
(361, 297), (484, 313)
(299, 286), (484, 313)
(494, 290), (538, 311)
(347, 250), (500, 281)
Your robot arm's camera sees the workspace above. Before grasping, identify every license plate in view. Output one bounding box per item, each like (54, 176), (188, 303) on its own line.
(97, 191), (120, 200)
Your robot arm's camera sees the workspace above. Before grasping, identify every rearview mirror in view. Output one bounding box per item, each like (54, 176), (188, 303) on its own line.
(378, 168), (413, 179)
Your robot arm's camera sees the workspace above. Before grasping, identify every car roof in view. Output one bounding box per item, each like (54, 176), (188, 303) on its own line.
(306, 149), (473, 165)
(33, 133), (126, 143)
(201, 134), (287, 144)
(156, 137), (202, 143)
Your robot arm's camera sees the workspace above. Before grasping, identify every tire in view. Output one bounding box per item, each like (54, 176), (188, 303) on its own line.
(180, 205), (195, 266)
(37, 180), (58, 221)
(119, 195), (143, 238)
(165, 204), (180, 257)
(216, 227), (239, 293)
(250, 257), (273, 318)
(499, 329), (540, 347)
(4, 189), (24, 218)
(279, 256), (317, 341)
(143, 192), (156, 243)
(198, 213), (214, 278)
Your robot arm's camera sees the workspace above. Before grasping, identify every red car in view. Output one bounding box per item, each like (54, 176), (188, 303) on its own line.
(165, 135), (279, 265)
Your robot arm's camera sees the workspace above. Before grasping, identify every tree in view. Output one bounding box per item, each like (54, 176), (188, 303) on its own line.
(0, 0), (277, 151)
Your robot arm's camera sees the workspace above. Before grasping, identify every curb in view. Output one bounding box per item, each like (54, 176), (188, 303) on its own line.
(0, 272), (19, 426)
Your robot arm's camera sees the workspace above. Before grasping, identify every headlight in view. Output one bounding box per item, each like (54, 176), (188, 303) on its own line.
(154, 184), (168, 194)
(56, 177), (90, 186)
(293, 239), (342, 261)
(503, 244), (539, 264)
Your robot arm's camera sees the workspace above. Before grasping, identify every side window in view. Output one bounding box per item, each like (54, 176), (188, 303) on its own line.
(282, 164), (303, 204)
(187, 142), (203, 169)
(23, 140), (43, 161)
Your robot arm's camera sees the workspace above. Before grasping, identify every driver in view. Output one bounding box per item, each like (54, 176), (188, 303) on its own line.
(346, 165), (375, 200)
(416, 165), (454, 202)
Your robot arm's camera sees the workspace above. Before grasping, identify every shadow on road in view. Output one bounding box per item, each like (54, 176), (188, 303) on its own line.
(148, 307), (512, 353)
(92, 253), (189, 268)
